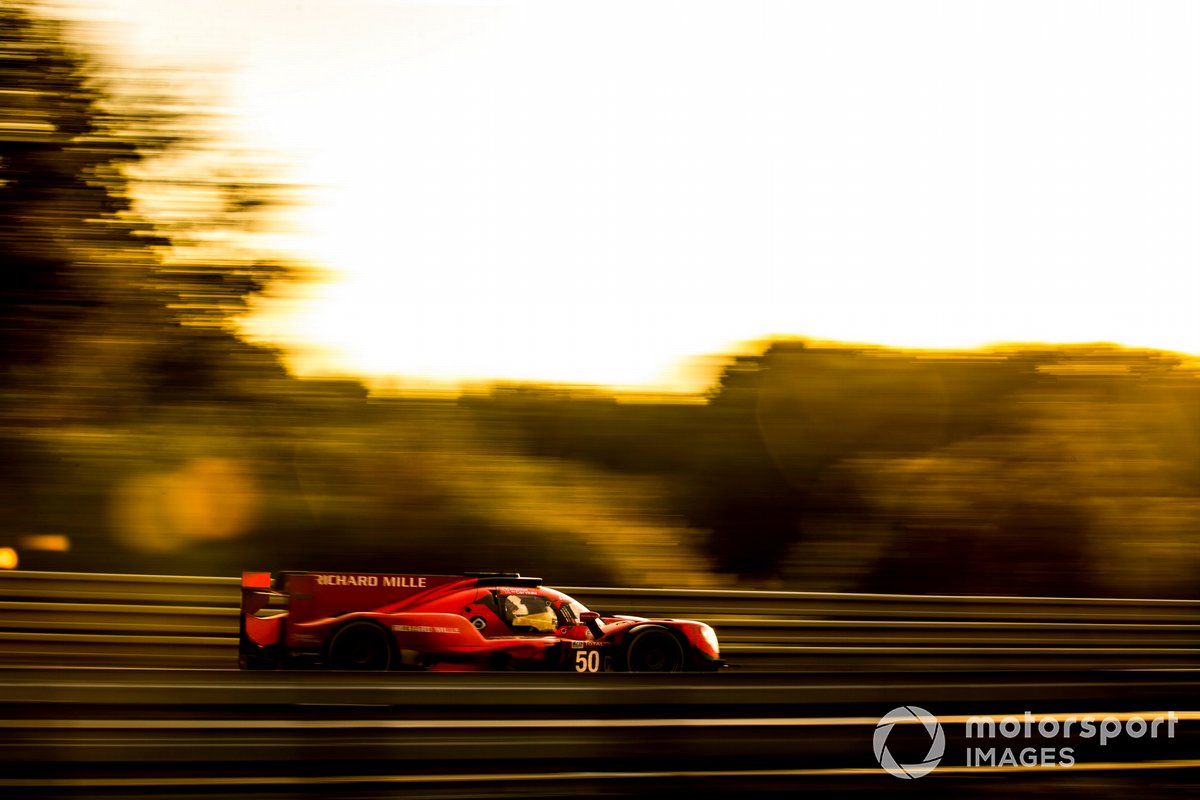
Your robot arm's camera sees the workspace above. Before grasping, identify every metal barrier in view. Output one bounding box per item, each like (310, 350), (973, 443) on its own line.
(0, 571), (239, 668)
(565, 585), (1200, 622)
(1, 570), (1197, 670)
(564, 586), (1200, 670)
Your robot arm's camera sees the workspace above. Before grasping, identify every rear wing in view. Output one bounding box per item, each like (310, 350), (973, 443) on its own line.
(240, 572), (289, 658)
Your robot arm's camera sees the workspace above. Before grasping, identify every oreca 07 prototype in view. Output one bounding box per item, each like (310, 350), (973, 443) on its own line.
(239, 571), (723, 672)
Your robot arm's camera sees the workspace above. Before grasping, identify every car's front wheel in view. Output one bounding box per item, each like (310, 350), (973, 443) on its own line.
(328, 622), (393, 670)
(625, 627), (685, 672)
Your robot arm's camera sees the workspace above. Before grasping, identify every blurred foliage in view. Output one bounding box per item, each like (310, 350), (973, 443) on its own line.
(2, 2), (1198, 598)
(468, 344), (1200, 597)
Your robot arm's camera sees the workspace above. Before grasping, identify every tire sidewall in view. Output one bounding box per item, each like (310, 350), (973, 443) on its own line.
(625, 626), (685, 672)
(328, 622), (394, 670)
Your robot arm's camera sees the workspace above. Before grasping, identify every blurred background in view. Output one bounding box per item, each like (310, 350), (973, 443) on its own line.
(2, 0), (1198, 598)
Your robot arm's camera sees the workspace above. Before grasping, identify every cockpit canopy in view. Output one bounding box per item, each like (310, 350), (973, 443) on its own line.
(495, 589), (591, 633)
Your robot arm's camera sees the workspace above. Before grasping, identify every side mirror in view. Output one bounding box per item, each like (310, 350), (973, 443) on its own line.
(579, 611), (604, 639)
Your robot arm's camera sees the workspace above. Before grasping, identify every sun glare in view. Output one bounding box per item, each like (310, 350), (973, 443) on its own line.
(92, 0), (1200, 391)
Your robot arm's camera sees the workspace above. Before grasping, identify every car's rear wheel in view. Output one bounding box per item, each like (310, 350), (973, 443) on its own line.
(328, 623), (393, 670)
(625, 628), (685, 672)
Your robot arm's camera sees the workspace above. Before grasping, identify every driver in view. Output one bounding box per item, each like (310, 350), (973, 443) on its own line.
(504, 594), (557, 633)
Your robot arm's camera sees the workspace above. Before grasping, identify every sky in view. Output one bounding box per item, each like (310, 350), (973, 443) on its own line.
(75, 0), (1200, 391)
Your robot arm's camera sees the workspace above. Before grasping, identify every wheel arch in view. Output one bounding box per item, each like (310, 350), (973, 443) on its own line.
(626, 622), (688, 645)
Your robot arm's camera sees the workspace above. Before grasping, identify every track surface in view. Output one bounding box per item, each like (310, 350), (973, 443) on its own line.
(3, 668), (1200, 797)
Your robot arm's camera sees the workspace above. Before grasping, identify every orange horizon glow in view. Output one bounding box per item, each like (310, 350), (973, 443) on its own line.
(247, 329), (1200, 398)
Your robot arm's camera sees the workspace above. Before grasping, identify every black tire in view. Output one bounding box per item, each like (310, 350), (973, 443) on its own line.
(328, 622), (393, 670)
(625, 627), (685, 672)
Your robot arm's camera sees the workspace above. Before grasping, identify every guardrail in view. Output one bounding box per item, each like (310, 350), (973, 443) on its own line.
(0, 571), (237, 667)
(1, 571), (1198, 670)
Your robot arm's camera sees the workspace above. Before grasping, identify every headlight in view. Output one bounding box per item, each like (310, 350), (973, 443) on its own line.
(699, 624), (720, 655)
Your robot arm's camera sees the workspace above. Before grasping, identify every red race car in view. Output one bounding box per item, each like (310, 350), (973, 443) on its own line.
(239, 571), (724, 672)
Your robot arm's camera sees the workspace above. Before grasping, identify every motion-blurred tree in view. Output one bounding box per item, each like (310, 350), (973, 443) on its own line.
(0, 2), (160, 371)
(0, 1), (304, 572)
(0, 1), (291, 416)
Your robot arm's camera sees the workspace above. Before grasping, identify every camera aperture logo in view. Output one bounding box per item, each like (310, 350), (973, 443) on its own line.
(873, 706), (1180, 777)
(873, 706), (945, 779)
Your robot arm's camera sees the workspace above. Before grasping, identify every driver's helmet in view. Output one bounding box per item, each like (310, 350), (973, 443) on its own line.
(504, 595), (529, 618)
(504, 594), (557, 632)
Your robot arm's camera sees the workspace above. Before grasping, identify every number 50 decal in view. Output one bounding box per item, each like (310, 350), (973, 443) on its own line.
(574, 650), (601, 673)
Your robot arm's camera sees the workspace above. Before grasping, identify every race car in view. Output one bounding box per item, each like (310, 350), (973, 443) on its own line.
(239, 570), (723, 672)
